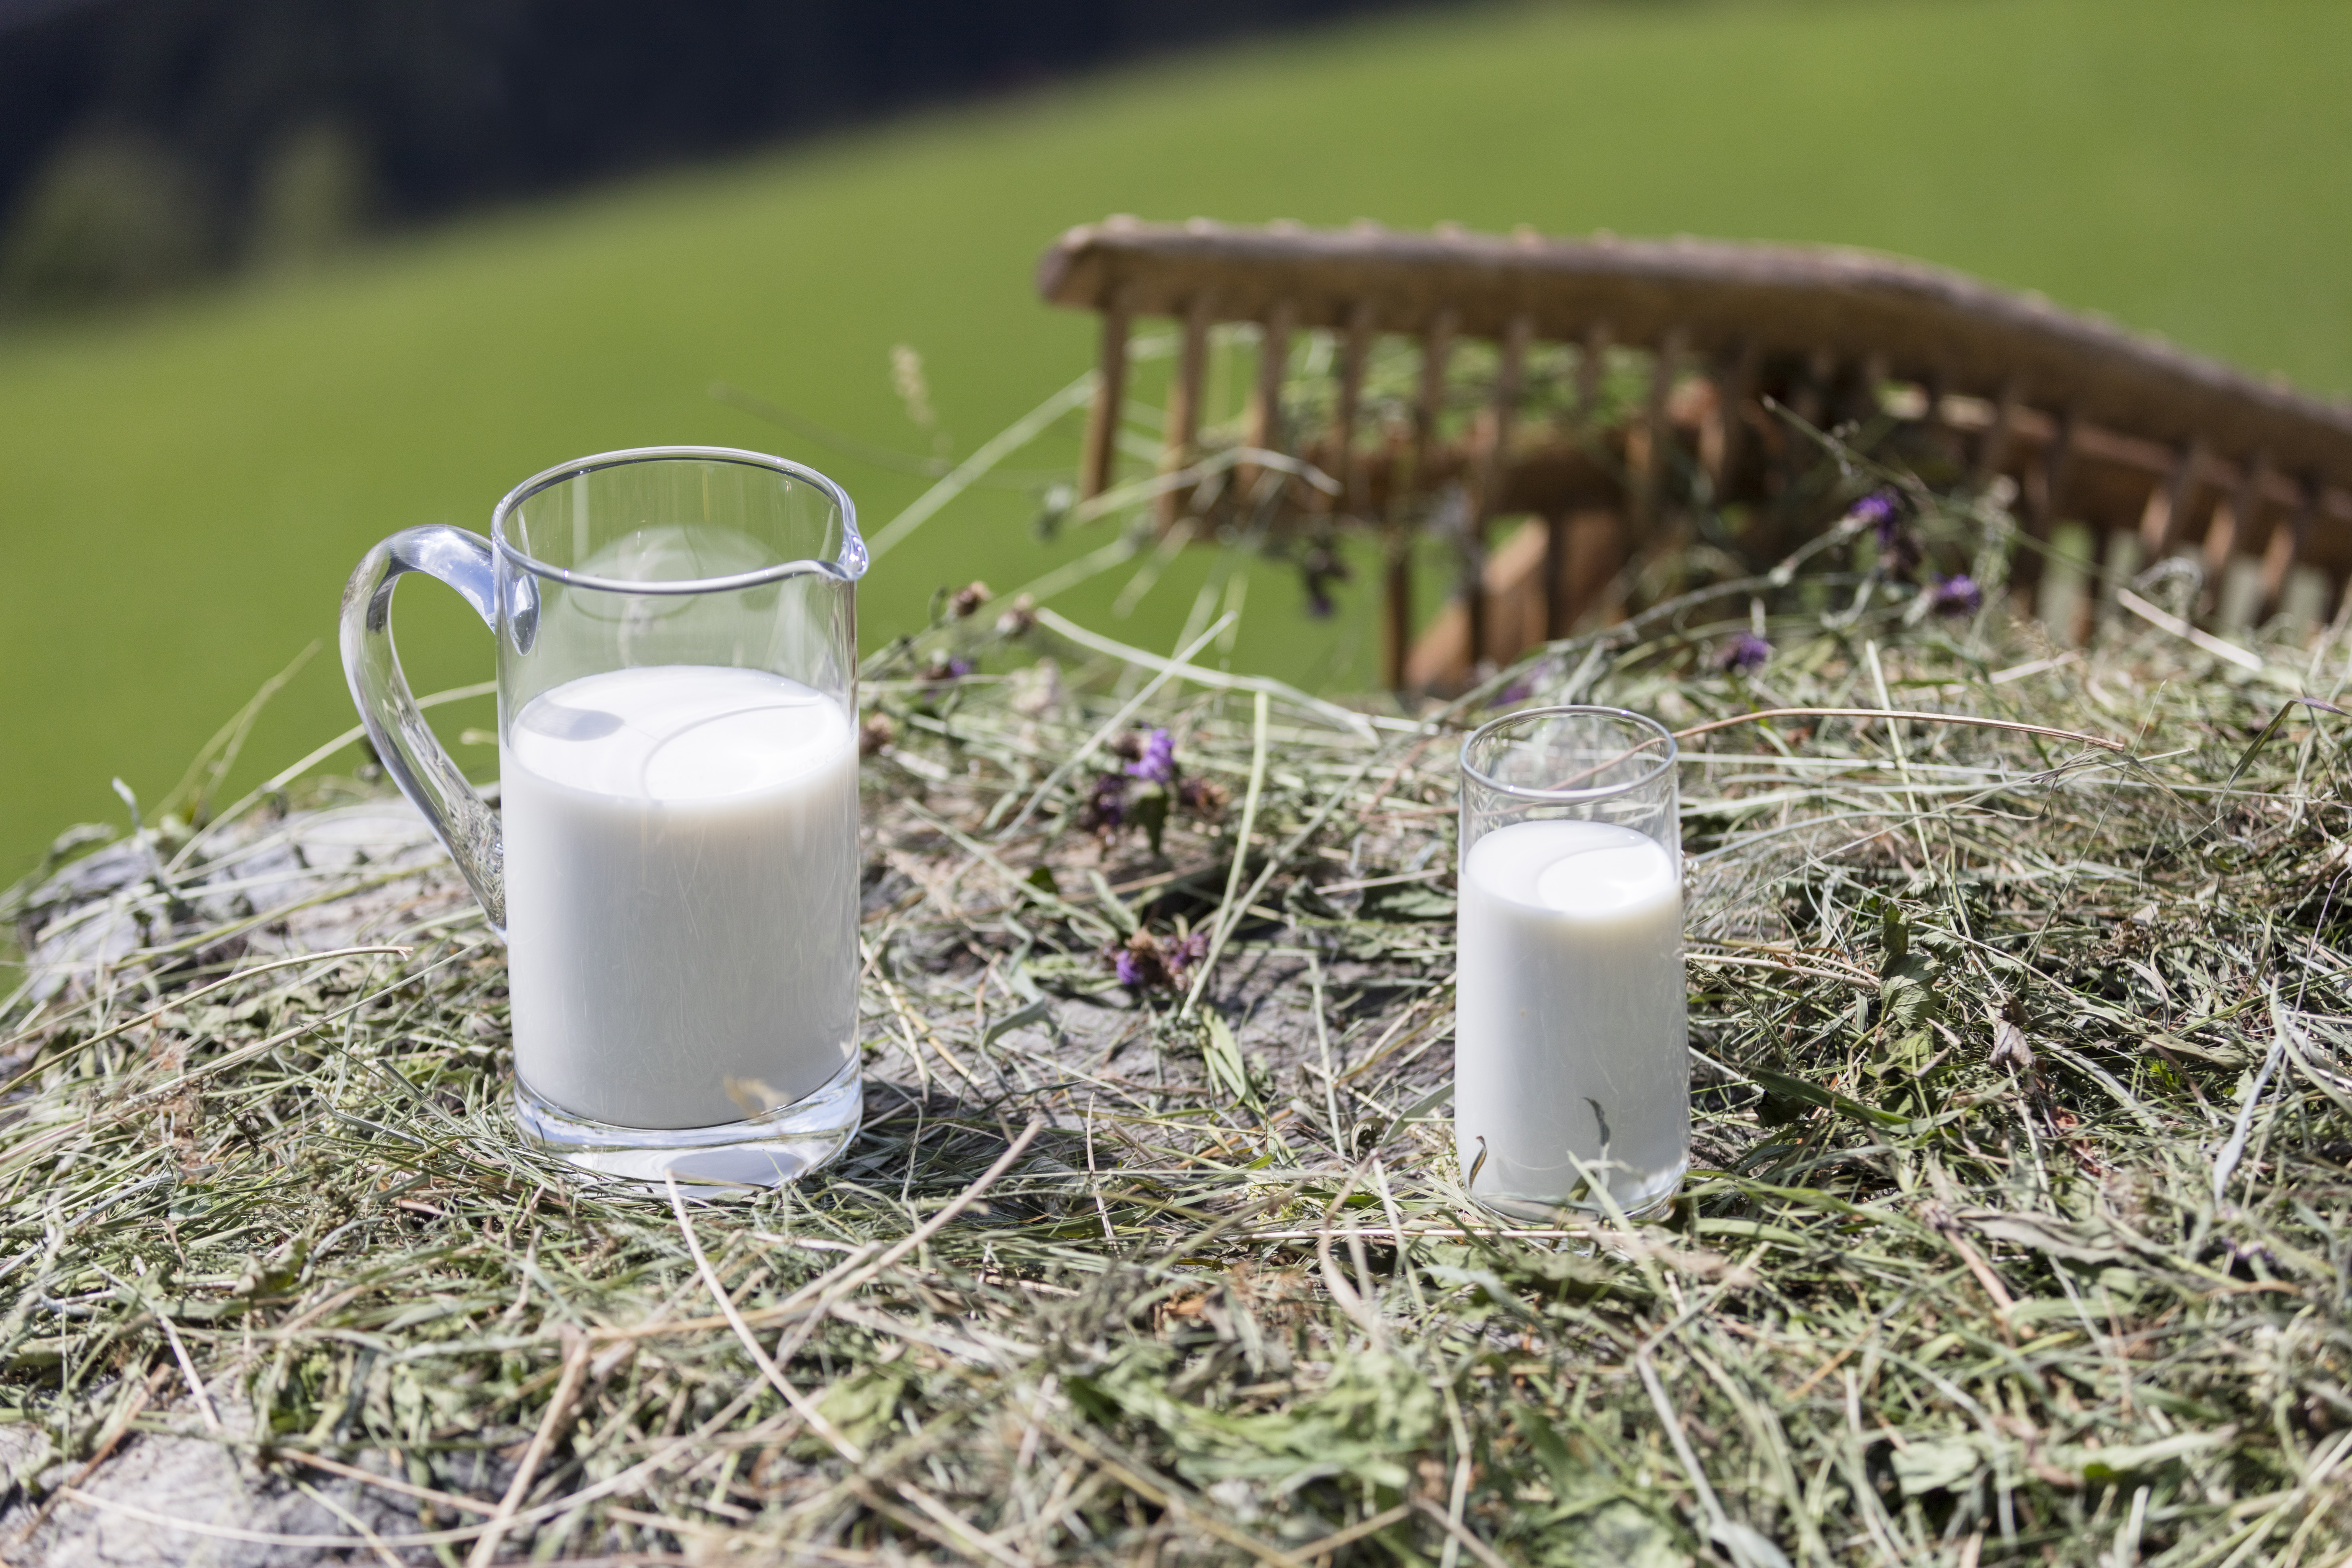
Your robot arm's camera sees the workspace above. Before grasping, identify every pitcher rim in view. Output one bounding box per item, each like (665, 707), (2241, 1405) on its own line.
(490, 446), (866, 595)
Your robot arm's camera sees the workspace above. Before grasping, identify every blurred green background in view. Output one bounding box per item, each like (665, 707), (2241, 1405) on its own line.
(4, 0), (2350, 879)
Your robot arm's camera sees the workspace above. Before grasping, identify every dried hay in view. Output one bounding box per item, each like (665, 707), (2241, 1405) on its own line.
(4, 443), (2352, 1566)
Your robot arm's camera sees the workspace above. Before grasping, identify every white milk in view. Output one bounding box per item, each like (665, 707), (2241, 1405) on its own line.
(1456, 818), (1687, 1215)
(501, 664), (859, 1130)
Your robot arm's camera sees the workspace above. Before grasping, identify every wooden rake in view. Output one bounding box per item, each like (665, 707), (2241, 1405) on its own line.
(1037, 217), (2352, 688)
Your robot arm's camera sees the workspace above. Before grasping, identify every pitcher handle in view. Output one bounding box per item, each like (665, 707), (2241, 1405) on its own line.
(338, 525), (507, 932)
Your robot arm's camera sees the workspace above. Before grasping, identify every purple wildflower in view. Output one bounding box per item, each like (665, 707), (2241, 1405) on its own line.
(1717, 632), (1772, 674)
(1852, 491), (1924, 574)
(1846, 489), (1898, 534)
(1301, 544), (1349, 619)
(1110, 928), (1210, 992)
(1929, 573), (1983, 616)
(1176, 775), (1230, 821)
(923, 652), (974, 683)
(2217, 1234), (2278, 1278)
(1126, 727), (1177, 784)
(1078, 771), (1129, 836)
(995, 593), (1037, 637)
(1493, 678), (1534, 707)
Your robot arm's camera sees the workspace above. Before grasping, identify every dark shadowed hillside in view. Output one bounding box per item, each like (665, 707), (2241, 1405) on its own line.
(0, 0), (1418, 304)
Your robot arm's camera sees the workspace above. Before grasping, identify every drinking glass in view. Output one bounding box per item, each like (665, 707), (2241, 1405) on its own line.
(1456, 706), (1686, 1220)
(341, 446), (867, 1186)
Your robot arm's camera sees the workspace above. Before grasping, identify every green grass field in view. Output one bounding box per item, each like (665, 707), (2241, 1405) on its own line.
(4, 0), (2350, 878)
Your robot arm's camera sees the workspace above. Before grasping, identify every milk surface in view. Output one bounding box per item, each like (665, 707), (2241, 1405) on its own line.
(502, 665), (859, 1130)
(1456, 818), (1687, 1215)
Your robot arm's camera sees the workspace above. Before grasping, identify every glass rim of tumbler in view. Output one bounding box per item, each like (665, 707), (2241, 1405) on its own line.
(490, 445), (865, 596)
(1460, 704), (1679, 802)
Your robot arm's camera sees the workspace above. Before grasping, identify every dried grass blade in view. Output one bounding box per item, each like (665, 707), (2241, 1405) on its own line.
(465, 1326), (593, 1568)
(1671, 706), (2128, 753)
(1184, 689), (1271, 1014)
(666, 1171), (858, 1461)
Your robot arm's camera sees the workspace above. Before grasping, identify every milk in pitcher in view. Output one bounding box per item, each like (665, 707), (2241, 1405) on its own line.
(501, 664), (859, 1130)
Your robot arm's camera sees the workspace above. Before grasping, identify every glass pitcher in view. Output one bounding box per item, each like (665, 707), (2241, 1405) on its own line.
(340, 446), (867, 1186)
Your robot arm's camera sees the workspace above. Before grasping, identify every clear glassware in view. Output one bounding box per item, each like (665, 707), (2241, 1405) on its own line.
(340, 446), (868, 1187)
(1456, 705), (1687, 1221)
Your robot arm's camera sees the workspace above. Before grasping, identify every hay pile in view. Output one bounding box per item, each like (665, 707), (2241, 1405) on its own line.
(4, 475), (2351, 1566)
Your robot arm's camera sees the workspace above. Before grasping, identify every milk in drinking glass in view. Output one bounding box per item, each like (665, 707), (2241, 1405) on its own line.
(1455, 707), (1687, 1219)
